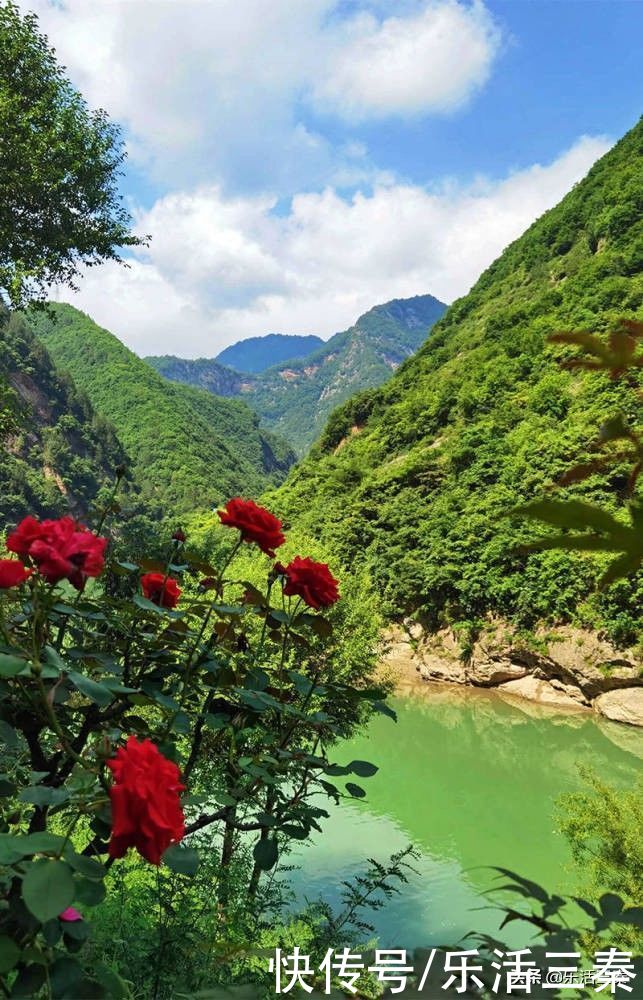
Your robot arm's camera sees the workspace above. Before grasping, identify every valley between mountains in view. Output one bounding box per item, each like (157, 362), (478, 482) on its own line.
(1, 119), (641, 725)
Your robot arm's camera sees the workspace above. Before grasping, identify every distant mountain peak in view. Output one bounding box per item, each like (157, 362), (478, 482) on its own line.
(148, 292), (447, 453)
(215, 333), (324, 373)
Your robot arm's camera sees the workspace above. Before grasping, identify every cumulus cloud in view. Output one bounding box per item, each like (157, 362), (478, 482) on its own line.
(314, 1), (502, 120)
(54, 135), (611, 357)
(23, 1), (503, 188)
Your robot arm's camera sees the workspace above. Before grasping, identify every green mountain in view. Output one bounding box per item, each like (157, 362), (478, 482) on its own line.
(215, 333), (323, 373)
(27, 304), (296, 515)
(147, 293), (446, 453)
(271, 119), (643, 644)
(0, 306), (127, 523)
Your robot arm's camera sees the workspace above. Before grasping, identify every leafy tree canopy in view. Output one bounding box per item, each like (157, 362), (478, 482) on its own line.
(0, 1), (143, 306)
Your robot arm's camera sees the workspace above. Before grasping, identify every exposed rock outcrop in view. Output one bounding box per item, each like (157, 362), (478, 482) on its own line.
(382, 619), (642, 726)
(595, 688), (643, 728)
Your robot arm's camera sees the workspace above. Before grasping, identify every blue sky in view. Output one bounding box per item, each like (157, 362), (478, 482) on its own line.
(25, 0), (642, 356)
(351, 1), (642, 185)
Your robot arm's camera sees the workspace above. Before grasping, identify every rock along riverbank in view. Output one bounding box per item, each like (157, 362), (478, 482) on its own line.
(382, 620), (643, 728)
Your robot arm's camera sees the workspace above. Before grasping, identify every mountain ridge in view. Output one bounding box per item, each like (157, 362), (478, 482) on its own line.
(270, 117), (643, 644)
(147, 293), (446, 453)
(0, 306), (129, 523)
(27, 304), (296, 515)
(215, 333), (324, 373)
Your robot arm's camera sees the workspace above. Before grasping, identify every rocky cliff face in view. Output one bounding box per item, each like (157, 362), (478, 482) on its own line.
(383, 619), (643, 726)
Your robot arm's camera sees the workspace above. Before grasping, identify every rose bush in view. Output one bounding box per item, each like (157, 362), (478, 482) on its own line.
(0, 492), (386, 997)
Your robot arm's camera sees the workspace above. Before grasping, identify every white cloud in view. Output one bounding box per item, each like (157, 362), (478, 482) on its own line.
(23, 1), (502, 188)
(314, 1), (502, 120)
(54, 135), (611, 357)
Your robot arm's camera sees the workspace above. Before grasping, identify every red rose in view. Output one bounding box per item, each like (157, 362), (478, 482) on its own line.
(0, 559), (32, 589)
(6, 516), (46, 557)
(141, 572), (181, 608)
(172, 529), (186, 543)
(277, 556), (340, 610)
(107, 736), (186, 866)
(218, 498), (285, 557)
(7, 516), (107, 590)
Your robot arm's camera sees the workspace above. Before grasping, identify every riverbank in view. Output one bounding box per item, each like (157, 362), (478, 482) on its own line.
(382, 619), (643, 728)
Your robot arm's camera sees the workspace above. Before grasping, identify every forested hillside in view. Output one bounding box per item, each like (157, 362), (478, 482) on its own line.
(271, 119), (643, 644)
(215, 332), (324, 372)
(28, 304), (296, 514)
(148, 293), (446, 453)
(0, 306), (127, 523)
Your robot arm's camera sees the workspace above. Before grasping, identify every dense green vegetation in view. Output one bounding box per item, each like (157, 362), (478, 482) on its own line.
(0, 2), (141, 306)
(27, 303), (296, 515)
(271, 119), (643, 644)
(559, 770), (643, 953)
(148, 293), (446, 453)
(215, 332), (324, 372)
(0, 305), (128, 523)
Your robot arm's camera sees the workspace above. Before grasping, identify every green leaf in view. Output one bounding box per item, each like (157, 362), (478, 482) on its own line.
(324, 763), (350, 776)
(279, 824), (309, 840)
(204, 713), (229, 731)
(162, 844), (199, 876)
(294, 613), (333, 637)
(0, 834), (26, 864)
(43, 645), (66, 673)
(21, 860), (74, 923)
(515, 499), (629, 538)
(253, 837), (278, 871)
(94, 962), (133, 1000)
(75, 877), (106, 907)
(133, 594), (166, 614)
(0, 653), (29, 678)
(0, 720), (20, 748)
(19, 785), (70, 807)
(348, 759), (378, 778)
(0, 934), (20, 974)
(68, 670), (114, 708)
(64, 849), (106, 880)
(212, 603), (246, 616)
(10, 963), (46, 997)
(21, 832), (66, 854)
(345, 782), (366, 799)
(49, 956), (84, 996)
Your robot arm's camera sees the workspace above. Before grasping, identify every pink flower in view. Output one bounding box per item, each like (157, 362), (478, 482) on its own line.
(59, 907), (82, 922)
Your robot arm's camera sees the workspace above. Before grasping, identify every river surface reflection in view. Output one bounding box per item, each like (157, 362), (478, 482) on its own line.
(288, 684), (642, 949)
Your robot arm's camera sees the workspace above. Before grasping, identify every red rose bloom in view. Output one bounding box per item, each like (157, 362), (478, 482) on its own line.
(277, 556), (340, 610)
(0, 559), (32, 589)
(218, 497), (285, 557)
(141, 572), (181, 608)
(7, 516), (107, 590)
(6, 516), (46, 557)
(107, 737), (186, 866)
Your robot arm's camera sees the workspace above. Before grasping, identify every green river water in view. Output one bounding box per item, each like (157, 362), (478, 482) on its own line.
(289, 684), (642, 950)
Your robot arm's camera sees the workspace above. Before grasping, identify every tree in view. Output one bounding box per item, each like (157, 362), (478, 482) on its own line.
(0, 1), (143, 306)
